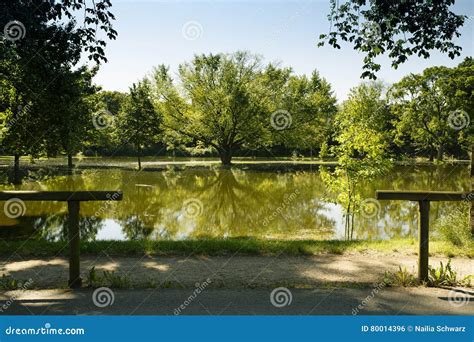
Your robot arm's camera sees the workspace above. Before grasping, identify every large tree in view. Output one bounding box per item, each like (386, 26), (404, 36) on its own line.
(389, 58), (473, 161)
(152, 52), (337, 165)
(0, 0), (116, 179)
(119, 81), (162, 170)
(152, 52), (269, 166)
(44, 67), (99, 168)
(87, 91), (128, 155)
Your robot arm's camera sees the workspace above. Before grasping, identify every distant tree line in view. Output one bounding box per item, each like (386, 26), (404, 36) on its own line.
(1, 1), (472, 174)
(1, 51), (472, 172)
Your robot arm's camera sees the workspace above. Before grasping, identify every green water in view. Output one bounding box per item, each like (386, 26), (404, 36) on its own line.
(0, 162), (469, 241)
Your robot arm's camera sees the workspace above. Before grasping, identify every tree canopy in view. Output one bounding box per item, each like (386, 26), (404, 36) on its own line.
(151, 52), (337, 165)
(319, 0), (466, 79)
(389, 57), (473, 160)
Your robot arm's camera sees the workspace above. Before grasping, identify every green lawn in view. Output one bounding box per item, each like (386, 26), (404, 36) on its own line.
(1, 238), (472, 258)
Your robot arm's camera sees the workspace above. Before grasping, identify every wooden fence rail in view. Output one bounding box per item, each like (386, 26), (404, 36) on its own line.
(0, 190), (123, 288)
(376, 190), (470, 282)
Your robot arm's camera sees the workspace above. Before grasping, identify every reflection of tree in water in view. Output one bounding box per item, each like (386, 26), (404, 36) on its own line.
(0, 215), (103, 242)
(35, 215), (103, 242)
(113, 168), (336, 240)
(121, 215), (155, 240)
(164, 169), (336, 239)
(352, 165), (469, 239)
(0, 164), (468, 241)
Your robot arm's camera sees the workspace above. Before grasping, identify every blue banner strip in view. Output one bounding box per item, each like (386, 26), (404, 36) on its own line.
(0, 316), (472, 342)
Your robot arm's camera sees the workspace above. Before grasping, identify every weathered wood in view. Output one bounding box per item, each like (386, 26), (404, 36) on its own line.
(418, 201), (430, 282)
(0, 190), (123, 202)
(376, 190), (467, 202)
(0, 190), (123, 289)
(376, 189), (469, 282)
(68, 201), (81, 288)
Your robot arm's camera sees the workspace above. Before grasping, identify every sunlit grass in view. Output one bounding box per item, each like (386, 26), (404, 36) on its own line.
(1, 238), (472, 258)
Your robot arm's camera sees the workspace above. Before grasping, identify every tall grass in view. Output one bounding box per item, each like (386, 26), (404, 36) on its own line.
(435, 202), (472, 247)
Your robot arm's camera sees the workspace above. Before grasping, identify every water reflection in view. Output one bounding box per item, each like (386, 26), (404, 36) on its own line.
(0, 164), (469, 241)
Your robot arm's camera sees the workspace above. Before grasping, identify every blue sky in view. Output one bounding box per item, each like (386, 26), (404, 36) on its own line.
(93, 0), (474, 101)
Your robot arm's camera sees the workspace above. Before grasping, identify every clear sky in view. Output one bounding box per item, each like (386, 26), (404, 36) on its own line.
(92, 0), (474, 101)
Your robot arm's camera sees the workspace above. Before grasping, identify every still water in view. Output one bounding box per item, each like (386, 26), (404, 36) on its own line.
(0, 163), (469, 241)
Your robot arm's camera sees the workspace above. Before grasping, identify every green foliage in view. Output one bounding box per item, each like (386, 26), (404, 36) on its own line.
(0, 275), (20, 290)
(2, 238), (474, 258)
(383, 267), (418, 287)
(0, 0), (116, 172)
(435, 202), (472, 247)
(151, 52), (337, 165)
(428, 259), (459, 287)
(119, 80), (162, 168)
(87, 91), (128, 153)
(321, 82), (393, 239)
(389, 58), (473, 161)
(86, 267), (132, 288)
(319, 0), (466, 79)
(0, 275), (31, 290)
(44, 67), (99, 160)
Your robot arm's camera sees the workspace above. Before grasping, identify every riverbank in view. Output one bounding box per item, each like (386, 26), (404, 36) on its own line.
(1, 238), (473, 258)
(0, 155), (470, 172)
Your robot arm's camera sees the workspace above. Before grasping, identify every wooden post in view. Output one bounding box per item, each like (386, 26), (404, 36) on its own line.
(376, 191), (469, 284)
(68, 201), (82, 288)
(418, 200), (430, 282)
(0, 190), (122, 289)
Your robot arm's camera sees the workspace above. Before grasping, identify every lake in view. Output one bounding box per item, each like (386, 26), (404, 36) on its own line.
(0, 160), (469, 241)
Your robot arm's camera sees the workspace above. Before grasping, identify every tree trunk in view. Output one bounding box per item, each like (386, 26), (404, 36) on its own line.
(67, 153), (73, 169)
(13, 154), (21, 184)
(219, 148), (233, 167)
(436, 144), (444, 161)
(137, 146), (142, 170)
(428, 146), (435, 162)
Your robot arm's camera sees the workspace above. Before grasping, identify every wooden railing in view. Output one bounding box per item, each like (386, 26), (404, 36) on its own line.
(0, 190), (123, 288)
(376, 190), (469, 282)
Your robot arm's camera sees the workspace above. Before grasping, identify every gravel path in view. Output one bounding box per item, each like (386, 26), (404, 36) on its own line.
(1, 254), (472, 288)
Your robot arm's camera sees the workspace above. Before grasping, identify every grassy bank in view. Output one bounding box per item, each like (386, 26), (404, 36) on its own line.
(1, 238), (472, 258)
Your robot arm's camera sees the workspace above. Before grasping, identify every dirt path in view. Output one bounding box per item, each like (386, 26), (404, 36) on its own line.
(1, 254), (472, 288)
